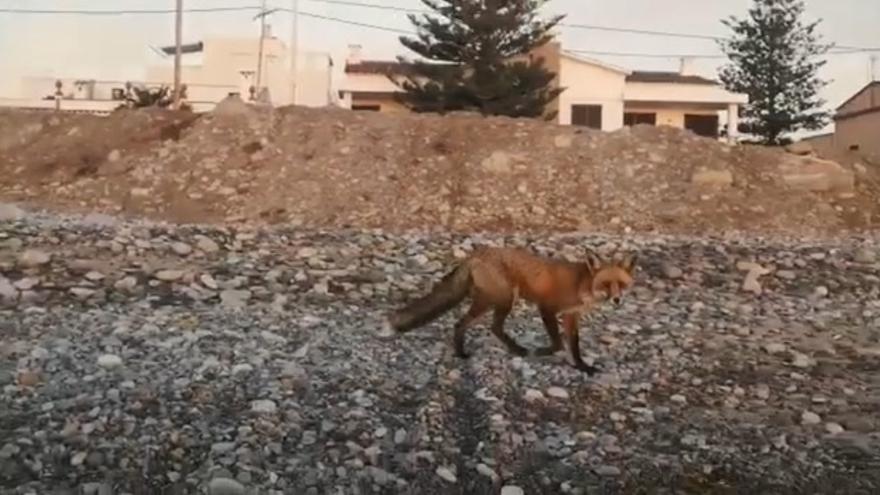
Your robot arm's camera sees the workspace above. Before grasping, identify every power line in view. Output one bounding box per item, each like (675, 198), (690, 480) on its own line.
(567, 49), (724, 59)
(1, 3), (878, 57)
(274, 8), (880, 58)
(0, 6), (261, 15)
(299, 0), (880, 52)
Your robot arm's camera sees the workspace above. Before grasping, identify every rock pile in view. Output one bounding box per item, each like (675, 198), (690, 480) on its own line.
(0, 105), (875, 236)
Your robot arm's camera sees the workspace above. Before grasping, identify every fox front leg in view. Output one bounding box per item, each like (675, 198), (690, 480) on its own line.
(562, 313), (600, 375)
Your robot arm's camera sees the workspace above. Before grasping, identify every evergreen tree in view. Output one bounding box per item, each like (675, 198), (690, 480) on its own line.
(393, 0), (565, 119)
(717, 0), (832, 145)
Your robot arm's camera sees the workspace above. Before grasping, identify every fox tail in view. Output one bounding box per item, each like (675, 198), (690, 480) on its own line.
(386, 262), (472, 333)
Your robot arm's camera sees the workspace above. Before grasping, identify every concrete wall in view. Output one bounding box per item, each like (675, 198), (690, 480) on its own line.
(835, 111), (880, 160)
(557, 56), (626, 130)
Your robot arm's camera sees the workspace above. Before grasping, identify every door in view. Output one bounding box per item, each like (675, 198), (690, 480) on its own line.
(571, 104), (602, 129)
(684, 114), (720, 137)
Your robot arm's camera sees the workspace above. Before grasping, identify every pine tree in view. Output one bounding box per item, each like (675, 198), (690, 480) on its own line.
(393, 0), (565, 119)
(717, 0), (832, 145)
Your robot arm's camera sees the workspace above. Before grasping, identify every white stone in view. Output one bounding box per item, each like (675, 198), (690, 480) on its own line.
(435, 466), (457, 483)
(251, 400), (277, 414)
(546, 386), (569, 399)
(97, 354), (123, 369)
(801, 410), (821, 425)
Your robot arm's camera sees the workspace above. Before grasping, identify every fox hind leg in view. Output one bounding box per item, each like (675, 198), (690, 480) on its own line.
(533, 306), (563, 357)
(489, 302), (529, 357)
(453, 299), (489, 359)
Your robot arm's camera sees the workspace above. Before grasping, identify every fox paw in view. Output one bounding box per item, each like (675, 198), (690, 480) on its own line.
(375, 317), (397, 338)
(575, 362), (601, 375)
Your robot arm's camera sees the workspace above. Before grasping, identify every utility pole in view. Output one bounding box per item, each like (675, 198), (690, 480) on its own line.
(173, 0), (183, 109)
(290, 0), (299, 105)
(255, 0), (268, 96)
(871, 55), (878, 82)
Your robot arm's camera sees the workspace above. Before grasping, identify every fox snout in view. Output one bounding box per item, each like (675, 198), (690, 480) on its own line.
(612, 296), (622, 306)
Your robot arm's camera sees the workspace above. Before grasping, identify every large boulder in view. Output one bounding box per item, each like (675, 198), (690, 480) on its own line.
(779, 156), (854, 193)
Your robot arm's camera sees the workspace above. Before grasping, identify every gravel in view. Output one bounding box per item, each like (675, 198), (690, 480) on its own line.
(1, 210), (880, 494)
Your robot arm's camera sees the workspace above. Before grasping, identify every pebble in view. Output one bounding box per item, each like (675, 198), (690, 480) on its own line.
(96, 354), (123, 369)
(220, 289), (252, 309)
(854, 248), (876, 264)
(801, 411), (822, 425)
(477, 463), (500, 482)
(501, 486), (525, 495)
(0, 278), (18, 300)
(171, 241), (193, 255)
(670, 394), (687, 404)
(251, 400), (277, 414)
(436, 466), (457, 483)
(595, 465), (622, 476)
(547, 386), (569, 399)
(764, 343), (787, 355)
(524, 389), (545, 402)
(662, 264), (683, 279)
(791, 352), (815, 368)
(196, 236), (221, 253)
(155, 269), (185, 281)
(825, 422), (845, 435)
(0, 203), (25, 221)
(19, 249), (51, 267)
(208, 477), (246, 495)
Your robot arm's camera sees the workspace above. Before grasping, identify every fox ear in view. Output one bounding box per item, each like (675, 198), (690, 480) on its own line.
(618, 253), (638, 273)
(584, 249), (602, 272)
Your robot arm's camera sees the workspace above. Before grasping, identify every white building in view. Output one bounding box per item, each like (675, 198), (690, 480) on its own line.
(340, 42), (748, 142)
(146, 35), (335, 108)
(1, 35), (335, 114)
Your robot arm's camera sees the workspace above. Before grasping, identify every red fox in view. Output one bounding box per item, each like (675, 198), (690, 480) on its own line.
(385, 246), (638, 374)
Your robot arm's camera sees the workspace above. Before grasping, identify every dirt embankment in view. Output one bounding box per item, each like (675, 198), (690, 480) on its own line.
(1, 101), (877, 236)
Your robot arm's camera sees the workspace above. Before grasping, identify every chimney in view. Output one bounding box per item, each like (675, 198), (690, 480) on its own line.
(347, 44), (362, 65)
(679, 57), (696, 76)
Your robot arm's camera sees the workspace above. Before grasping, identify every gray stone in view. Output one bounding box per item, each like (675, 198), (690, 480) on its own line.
(251, 400), (277, 414)
(97, 354), (123, 369)
(19, 249), (51, 268)
(801, 410), (821, 425)
(208, 477), (246, 495)
(0, 203), (25, 222)
(155, 269), (185, 282)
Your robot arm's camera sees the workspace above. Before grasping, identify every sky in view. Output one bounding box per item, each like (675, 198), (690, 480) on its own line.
(0, 0), (877, 133)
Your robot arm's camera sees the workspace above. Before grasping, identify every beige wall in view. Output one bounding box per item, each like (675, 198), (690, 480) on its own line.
(624, 106), (718, 128)
(835, 111), (880, 160)
(557, 56), (626, 130)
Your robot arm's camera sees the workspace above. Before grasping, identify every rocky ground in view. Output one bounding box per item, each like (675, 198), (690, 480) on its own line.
(2, 206), (880, 494)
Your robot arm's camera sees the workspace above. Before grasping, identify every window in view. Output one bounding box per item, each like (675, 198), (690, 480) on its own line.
(352, 104), (381, 111)
(624, 112), (657, 126)
(571, 104), (602, 129)
(684, 114), (719, 138)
